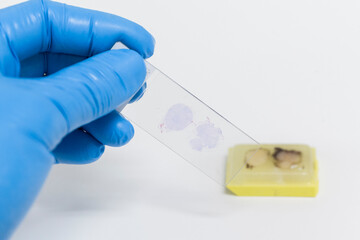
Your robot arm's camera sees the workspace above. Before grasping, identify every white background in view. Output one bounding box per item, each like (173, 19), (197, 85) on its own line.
(1, 0), (359, 239)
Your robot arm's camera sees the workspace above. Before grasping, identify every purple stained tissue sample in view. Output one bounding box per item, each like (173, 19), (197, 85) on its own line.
(160, 103), (222, 151)
(161, 103), (193, 131)
(190, 121), (223, 151)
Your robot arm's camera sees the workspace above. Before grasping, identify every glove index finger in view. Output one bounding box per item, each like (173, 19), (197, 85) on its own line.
(47, 0), (155, 58)
(0, 0), (155, 65)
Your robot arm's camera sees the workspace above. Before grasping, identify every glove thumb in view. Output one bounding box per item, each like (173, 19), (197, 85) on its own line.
(42, 49), (146, 144)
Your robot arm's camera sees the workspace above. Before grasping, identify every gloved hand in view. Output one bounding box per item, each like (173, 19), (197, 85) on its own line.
(0, 0), (155, 238)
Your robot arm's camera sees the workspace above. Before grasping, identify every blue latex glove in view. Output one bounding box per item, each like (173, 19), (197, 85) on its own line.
(0, 0), (155, 238)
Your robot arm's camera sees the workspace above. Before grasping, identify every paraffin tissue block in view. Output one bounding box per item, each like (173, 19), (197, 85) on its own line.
(226, 144), (319, 197)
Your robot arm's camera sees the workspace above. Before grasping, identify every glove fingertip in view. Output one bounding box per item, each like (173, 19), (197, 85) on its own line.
(83, 111), (135, 147)
(104, 115), (134, 147)
(120, 24), (156, 59)
(143, 33), (156, 59)
(129, 82), (147, 103)
(115, 119), (134, 146)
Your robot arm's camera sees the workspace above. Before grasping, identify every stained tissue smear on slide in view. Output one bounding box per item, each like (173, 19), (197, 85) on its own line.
(160, 103), (223, 151)
(190, 121), (222, 151)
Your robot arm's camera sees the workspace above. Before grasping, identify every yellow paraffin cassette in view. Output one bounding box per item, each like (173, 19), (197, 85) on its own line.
(226, 144), (318, 197)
